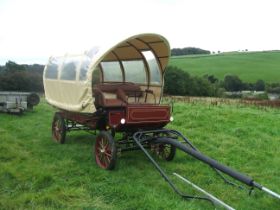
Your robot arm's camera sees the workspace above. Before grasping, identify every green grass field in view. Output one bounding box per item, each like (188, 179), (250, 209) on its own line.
(1, 100), (280, 209)
(169, 51), (280, 83)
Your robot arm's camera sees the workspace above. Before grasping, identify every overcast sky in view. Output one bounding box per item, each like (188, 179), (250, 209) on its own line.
(0, 0), (279, 65)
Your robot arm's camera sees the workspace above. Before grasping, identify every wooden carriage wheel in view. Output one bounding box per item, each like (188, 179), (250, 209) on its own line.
(94, 131), (117, 170)
(152, 132), (176, 161)
(152, 143), (176, 161)
(52, 112), (66, 144)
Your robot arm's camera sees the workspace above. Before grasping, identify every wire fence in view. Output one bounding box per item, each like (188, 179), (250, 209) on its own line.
(162, 95), (280, 109)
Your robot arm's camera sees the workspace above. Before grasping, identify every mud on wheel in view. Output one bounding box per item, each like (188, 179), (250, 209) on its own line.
(52, 112), (66, 144)
(94, 131), (117, 170)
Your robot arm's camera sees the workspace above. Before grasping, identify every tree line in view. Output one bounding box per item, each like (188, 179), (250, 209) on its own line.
(0, 61), (44, 92)
(171, 47), (211, 56)
(0, 61), (279, 98)
(164, 66), (280, 97)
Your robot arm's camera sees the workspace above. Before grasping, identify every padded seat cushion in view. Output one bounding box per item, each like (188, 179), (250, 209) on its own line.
(93, 83), (142, 108)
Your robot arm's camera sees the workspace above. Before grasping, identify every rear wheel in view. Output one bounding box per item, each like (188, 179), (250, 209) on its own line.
(152, 132), (176, 161)
(94, 131), (117, 170)
(152, 143), (176, 161)
(52, 113), (66, 144)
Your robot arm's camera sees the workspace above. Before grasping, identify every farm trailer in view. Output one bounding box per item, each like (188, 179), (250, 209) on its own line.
(0, 91), (40, 114)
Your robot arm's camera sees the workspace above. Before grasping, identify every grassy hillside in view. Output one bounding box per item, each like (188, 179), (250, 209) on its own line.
(1, 100), (280, 209)
(169, 51), (280, 83)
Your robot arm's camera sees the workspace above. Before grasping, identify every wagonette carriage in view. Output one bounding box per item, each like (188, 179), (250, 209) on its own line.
(44, 33), (173, 169)
(44, 34), (279, 208)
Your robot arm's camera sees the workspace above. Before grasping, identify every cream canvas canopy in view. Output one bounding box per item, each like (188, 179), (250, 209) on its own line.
(43, 33), (170, 113)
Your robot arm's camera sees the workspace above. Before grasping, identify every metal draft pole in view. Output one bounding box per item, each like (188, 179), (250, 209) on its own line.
(154, 135), (280, 200)
(132, 131), (236, 209)
(174, 173), (235, 210)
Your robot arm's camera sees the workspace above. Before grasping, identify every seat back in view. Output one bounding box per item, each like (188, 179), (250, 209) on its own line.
(93, 83), (142, 108)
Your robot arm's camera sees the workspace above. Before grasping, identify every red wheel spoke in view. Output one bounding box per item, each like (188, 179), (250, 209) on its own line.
(104, 151), (112, 157)
(99, 138), (105, 148)
(101, 138), (108, 148)
(100, 154), (105, 163)
(105, 155), (111, 164)
(98, 152), (103, 159)
(95, 132), (116, 170)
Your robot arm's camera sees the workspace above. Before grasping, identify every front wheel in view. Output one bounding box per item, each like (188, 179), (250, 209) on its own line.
(94, 131), (117, 170)
(52, 112), (66, 144)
